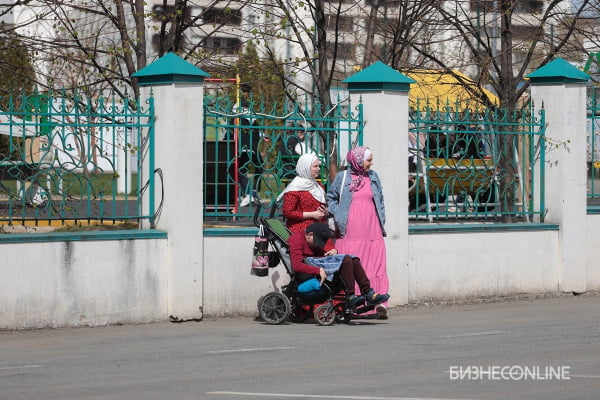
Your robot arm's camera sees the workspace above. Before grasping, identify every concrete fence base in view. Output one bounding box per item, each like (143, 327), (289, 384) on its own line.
(2, 221), (600, 330)
(1, 232), (168, 329)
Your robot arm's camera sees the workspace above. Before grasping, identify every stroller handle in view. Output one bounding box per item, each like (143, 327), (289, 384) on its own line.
(253, 199), (282, 228)
(253, 202), (263, 227)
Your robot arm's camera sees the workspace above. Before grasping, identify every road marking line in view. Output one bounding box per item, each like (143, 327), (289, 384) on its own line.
(571, 374), (600, 379)
(0, 364), (40, 371)
(442, 330), (506, 338)
(206, 346), (295, 354)
(207, 391), (478, 400)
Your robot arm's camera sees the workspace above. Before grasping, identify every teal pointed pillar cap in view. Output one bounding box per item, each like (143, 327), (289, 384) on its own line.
(343, 62), (415, 92)
(526, 58), (590, 84)
(132, 52), (210, 86)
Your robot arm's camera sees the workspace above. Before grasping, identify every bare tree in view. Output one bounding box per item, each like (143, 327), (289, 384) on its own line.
(360, 0), (439, 68)
(245, 0), (353, 107)
(369, 0), (598, 108)
(354, 0), (598, 220)
(3, 1), (598, 106)
(2, 0), (251, 100)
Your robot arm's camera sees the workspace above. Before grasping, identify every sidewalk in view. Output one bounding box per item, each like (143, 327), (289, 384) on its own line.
(2, 293), (599, 400)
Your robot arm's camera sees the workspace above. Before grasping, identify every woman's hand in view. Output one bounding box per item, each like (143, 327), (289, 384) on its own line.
(305, 205), (327, 220)
(319, 268), (327, 284)
(314, 205), (328, 219)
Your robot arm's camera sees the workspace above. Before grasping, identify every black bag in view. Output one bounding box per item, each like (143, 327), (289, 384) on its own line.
(251, 224), (269, 277)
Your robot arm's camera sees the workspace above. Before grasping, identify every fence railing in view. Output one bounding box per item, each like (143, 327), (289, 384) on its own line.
(203, 94), (363, 223)
(587, 86), (600, 212)
(409, 100), (546, 223)
(0, 90), (155, 227)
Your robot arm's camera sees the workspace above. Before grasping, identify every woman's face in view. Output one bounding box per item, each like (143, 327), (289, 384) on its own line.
(363, 154), (374, 172)
(310, 159), (321, 179)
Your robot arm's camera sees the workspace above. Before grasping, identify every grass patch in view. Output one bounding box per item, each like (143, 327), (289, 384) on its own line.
(52, 222), (139, 232)
(0, 173), (139, 197)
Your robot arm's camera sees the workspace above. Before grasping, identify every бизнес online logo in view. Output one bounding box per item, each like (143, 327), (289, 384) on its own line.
(448, 365), (571, 381)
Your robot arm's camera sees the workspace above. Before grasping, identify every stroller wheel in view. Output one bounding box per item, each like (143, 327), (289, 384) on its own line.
(314, 303), (336, 326)
(259, 292), (291, 325)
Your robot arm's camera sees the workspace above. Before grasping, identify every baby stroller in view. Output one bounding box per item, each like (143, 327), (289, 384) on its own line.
(253, 204), (376, 326)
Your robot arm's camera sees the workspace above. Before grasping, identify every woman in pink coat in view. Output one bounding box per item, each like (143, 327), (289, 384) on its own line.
(327, 146), (389, 319)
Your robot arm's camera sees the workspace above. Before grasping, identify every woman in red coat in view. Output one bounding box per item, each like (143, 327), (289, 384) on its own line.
(280, 153), (329, 234)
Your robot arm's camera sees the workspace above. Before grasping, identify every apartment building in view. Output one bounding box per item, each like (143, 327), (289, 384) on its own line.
(152, 0), (594, 88)
(3, 1), (597, 93)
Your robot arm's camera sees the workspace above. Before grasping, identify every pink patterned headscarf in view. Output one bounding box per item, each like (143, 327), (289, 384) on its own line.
(346, 146), (372, 192)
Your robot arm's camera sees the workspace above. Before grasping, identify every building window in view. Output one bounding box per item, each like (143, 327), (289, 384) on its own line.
(470, 0), (497, 13)
(470, 0), (543, 14)
(152, 4), (173, 20)
(200, 37), (242, 55)
(515, 0), (544, 13)
(203, 8), (242, 26)
(370, 17), (399, 36)
(366, 0), (401, 6)
(152, 4), (243, 25)
(326, 42), (356, 61)
(326, 15), (354, 33)
(512, 24), (543, 39)
(151, 4), (191, 22)
(151, 33), (190, 53)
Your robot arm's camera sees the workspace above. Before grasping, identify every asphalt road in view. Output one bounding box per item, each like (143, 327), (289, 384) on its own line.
(1, 294), (599, 400)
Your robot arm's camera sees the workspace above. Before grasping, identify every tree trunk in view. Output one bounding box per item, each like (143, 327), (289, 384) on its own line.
(362, 0), (380, 68)
(497, 0), (517, 222)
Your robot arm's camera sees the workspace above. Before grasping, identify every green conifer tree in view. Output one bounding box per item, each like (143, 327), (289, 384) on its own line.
(0, 33), (36, 158)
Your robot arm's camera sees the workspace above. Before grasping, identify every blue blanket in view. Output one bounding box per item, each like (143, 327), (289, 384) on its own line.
(305, 254), (353, 281)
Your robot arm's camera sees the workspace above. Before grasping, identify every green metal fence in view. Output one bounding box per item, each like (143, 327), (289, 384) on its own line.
(203, 94), (363, 223)
(409, 99), (546, 223)
(0, 90), (156, 227)
(587, 86), (600, 212)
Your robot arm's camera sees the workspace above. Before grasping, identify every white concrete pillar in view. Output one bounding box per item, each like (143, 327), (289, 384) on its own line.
(527, 58), (590, 293)
(133, 53), (209, 319)
(343, 62), (415, 305)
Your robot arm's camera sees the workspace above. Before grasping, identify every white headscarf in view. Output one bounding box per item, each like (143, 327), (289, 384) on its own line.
(277, 153), (325, 203)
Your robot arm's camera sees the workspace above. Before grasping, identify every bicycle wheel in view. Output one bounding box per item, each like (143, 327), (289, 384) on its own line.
(314, 303), (336, 326)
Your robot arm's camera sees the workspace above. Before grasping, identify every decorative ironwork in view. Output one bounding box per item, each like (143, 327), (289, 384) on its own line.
(409, 98), (546, 222)
(203, 93), (363, 222)
(587, 86), (600, 211)
(0, 90), (155, 227)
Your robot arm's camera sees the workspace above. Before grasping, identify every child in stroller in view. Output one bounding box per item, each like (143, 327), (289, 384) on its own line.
(255, 205), (389, 325)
